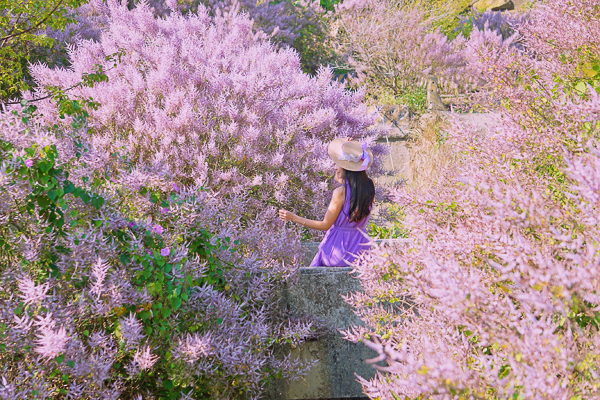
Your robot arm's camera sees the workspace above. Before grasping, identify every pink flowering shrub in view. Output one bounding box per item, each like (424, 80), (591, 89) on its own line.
(0, 2), (384, 398)
(332, 0), (526, 105)
(143, 0), (333, 74)
(332, 0), (491, 101)
(333, 0), (464, 96)
(344, 0), (600, 398)
(0, 105), (315, 399)
(30, 0), (383, 222)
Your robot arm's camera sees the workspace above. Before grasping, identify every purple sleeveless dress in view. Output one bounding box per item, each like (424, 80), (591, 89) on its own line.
(310, 183), (371, 267)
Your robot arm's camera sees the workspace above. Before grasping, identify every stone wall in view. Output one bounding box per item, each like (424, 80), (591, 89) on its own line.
(271, 266), (374, 400)
(270, 244), (376, 399)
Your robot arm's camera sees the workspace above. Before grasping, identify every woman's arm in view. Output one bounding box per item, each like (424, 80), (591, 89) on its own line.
(278, 186), (345, 231)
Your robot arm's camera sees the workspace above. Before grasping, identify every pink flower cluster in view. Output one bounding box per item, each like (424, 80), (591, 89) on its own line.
(29, 0), (385, 222)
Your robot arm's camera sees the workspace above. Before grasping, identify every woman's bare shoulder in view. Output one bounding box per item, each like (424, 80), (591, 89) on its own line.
(332, 185), (345, 199)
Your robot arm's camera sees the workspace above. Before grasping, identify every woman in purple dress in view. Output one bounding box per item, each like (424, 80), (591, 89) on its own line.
(278, 138), (375, 267)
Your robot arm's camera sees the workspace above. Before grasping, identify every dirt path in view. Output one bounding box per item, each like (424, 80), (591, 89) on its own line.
(370, 112), (497, 228)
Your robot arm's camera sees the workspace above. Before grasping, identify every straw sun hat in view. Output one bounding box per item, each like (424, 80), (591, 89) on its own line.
(327, 138), (373, 172)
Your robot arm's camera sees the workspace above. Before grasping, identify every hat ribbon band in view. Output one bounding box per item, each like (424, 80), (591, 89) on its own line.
(337, 142), (370, 171)
(358, 142), (370, 171)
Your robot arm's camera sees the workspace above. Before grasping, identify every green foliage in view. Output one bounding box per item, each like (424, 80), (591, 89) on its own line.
(398, 85), (428, 114)
(575, 58), (600, 96)
(187, 227), (237, 291)
(0, 64), (109, 270)
(367, 223), (408, 239)
(421, 0), (472, 37)
(318, 0), (340, 11)
(368, 85), (428, 114)
(1, 57), (117, 244)
(368, 205), (409, 239)
(291, 1), (336, 75)
(9, 141), (104, 235)
(451, 14), (474, 40)
(114, 224), (234, 399)
(0, 0), (89, 99)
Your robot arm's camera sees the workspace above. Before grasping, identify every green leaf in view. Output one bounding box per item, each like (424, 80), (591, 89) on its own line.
(54, 354), (65, 364)
(36, 195), (51, 208)
(170, 297), (182, 311)
(161, 307), (172, 318)
(139, 310), (152, 320)
(38, 160), (52, 173)
(91, 195), (105, 209)
(79, 192), (91, 204)
(575, 81), (587, 94)
(583, 63), (599, 78)
(66, 360), (75, 368)
(58, 198), (67, 210)
(64, 182), (75, 194)
(163, 379), (174, 391)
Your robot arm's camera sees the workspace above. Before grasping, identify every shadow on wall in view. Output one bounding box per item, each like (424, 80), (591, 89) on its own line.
(270, 265), (375, 399)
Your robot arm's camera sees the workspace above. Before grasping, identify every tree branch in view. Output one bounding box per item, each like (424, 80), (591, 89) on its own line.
(0, 0), (65, 47)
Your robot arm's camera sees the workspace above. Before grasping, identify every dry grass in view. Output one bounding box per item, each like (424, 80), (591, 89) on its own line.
(404, 113), (456, 192)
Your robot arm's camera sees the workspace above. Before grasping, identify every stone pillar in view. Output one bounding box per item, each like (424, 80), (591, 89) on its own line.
(426, 75), (448, 112)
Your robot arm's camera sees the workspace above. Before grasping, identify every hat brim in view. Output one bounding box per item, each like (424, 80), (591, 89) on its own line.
(327, 138), (373, 172)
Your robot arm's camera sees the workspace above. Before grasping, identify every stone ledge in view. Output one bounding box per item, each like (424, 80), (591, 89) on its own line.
(298, 266), (353, 274)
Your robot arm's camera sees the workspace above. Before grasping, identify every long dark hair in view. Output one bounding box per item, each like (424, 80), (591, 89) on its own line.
(344, 169), (375, 223)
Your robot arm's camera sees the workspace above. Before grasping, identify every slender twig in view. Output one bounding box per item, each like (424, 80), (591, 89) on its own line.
(2, 90), (58, 106)
(2, 11), (25, 44)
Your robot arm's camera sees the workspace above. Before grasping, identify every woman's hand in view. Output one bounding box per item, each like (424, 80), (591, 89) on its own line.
(278, 209), (297, 223)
